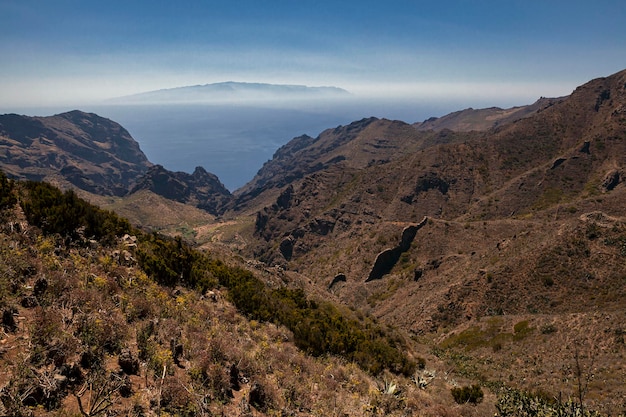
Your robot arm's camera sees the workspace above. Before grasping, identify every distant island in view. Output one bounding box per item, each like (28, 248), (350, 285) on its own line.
(108, 82), (351, 104)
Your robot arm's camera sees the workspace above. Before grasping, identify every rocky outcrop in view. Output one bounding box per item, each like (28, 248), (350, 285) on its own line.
(366, 217), (428, 282)
(328, 273), (347, 290)
(276, 185), (294, 209)
(401, 174), (450, 204)
(367, 247), (403, 282)
(400, 224), (419, 252)
(550, 158), (567, 170)
(129, 165), (232, 215)
(579, 141), (591, 154)
(279, 237), (295, 260)
(602, 169), (621, 191)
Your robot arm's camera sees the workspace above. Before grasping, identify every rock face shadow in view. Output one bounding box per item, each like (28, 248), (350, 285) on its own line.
(366, 217), (428, 282)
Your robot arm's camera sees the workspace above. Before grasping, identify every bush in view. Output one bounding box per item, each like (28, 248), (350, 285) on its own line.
(136, 233), (217, 291)
(219, 268), (416, 375)
(496, 387), (603, 417)
(20, 181), (130, 244)
(0, 170), (16, 213)
(451, 384), (484, 404)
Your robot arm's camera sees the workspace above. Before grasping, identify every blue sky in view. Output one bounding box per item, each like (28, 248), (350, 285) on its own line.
(1, 0), (625, 107)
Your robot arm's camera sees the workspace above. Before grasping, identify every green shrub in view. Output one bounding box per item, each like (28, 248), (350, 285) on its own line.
(186, 255), (416, 375)
(451, 384), (484, 404)
(0, 170), (16, 213)
(136, 233), (217, 291)
(19, 181), (130, 244)
(513, 320), (533, 340)
(496, 387), (603, 416)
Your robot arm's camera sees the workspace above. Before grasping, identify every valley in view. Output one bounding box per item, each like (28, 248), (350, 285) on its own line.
(1, 69), (626, 415)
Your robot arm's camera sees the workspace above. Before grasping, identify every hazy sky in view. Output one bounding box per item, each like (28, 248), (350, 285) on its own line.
(1, 0), (625, 107)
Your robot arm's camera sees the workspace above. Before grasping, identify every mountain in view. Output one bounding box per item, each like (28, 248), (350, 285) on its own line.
(0, 110), (233, 214)
(0, 176), (432, 417)
(129, 165), (232, 215)
(231, 117), (479, 212)
(221, 68), (626, 412)
(2, 69), (626, 413)
(110, 82), (350, 104)
(413, 96), (566, 132)
(0, 110), (152, 196)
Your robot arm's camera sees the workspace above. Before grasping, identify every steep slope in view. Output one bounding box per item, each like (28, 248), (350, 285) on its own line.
(1, 175), (482, 417)
(240, 68), (626, 270)
(221, 69), (626, 412)
(413, 96), (566, 132)
(0, 110), (152, 196)
(0, 110), (236, 218)
(233, 117), (478, 212)
(129, 165), (232, 215)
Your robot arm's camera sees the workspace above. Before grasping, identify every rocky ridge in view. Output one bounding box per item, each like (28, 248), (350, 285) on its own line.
(129, 165), (232, 215)
(219, 69), (626, 412)
(0, 110), (152, 196)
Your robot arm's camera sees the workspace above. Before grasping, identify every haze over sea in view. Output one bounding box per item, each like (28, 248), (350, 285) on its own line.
(2, 95), (523, 192)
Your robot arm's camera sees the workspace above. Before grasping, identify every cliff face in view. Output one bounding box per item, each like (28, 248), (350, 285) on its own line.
(129, 165), (232, 215)
(0, 110), (152, 196)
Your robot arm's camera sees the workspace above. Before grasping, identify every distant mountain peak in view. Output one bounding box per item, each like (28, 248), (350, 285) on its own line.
(109, 82), (350, 104)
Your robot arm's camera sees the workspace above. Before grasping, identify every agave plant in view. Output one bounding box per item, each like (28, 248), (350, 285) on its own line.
(379, 379), (401, 396)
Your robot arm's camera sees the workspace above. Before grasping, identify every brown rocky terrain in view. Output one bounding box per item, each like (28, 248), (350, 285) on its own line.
(2, 69), (626, 415)
(413, 96), (566, 132)
(218, 68), (626, 413)
(0, 110), (233, 215)
(0, 110), (152, 196)
(129, 165), (232, 215)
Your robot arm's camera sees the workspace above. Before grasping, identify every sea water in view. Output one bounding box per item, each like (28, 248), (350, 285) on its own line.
(3, 98), (486, 191)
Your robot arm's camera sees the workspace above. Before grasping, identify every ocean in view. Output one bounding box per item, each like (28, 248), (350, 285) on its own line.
(4, 97), (495, 191)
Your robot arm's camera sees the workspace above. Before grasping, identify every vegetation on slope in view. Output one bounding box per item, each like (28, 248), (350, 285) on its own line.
(0, 172), (426, 416)
(136, 230), (416, 376)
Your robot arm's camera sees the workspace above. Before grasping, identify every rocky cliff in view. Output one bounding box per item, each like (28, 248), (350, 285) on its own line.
(129, 165), (232, 215)
(0, 110), (152, 196)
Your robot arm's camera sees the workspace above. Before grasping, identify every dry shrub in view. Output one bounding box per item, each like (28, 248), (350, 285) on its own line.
(160, 376), (197, 416)
(192, 361), (233, 403)
(124, 290), (155, 322)
(367, 391), (405, 415)
(30, 307), (67, 365)
(205, 335), (229, 363)
(75, 310), (127, 355)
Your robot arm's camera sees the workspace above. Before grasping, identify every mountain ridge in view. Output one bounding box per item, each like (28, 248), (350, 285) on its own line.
(413, 96), (567, 132)
(0, 110), (152, 196)
(109, 81), (350, 104)
(2, 68), (626, 413)
(213, 68), (626, 411)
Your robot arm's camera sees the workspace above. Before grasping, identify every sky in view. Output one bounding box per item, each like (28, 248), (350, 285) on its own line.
(1, 0), (625, 108)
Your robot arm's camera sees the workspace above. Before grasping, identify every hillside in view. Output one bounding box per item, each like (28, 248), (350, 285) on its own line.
(218, 68), (626, 414)
(413, 96), (566, 132)
(0, 110), (234, 215)
(2, 173), (472, 417)
(0, 110), (152, 196)
(129, 165), (232, 216)
(232, 117), (480, 213)
(2, 69), (626, 415)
